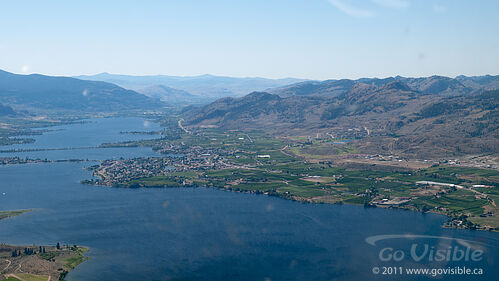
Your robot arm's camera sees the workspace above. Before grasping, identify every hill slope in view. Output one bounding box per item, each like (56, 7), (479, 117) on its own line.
(137, 85), (213, 105)
(0, 70), (163, 113)
(183, 83), (499, 157)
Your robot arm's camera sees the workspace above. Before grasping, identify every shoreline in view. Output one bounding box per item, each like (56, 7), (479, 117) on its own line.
(85, 181), (499, 233)
(0, 211), (90, 280)
(0, 243), (89, 281)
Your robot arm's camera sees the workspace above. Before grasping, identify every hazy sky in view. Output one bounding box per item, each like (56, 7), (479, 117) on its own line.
(1, 0), (498, 80)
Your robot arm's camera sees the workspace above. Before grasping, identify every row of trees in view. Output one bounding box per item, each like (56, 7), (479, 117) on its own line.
(11, 247), (45, 257)
(11, 244), (57, 257)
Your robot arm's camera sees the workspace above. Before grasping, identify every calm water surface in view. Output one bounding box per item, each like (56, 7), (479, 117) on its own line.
(0, 118), (497, 281)
(0, 117), (161, 160)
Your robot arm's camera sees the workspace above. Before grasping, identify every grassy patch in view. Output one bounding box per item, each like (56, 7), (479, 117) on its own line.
(16, 274), (48, 281)
(64, 247), (89, 270)
(1, 277), (22, 281)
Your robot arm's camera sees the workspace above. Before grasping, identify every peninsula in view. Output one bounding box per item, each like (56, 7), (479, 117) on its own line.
(0, 244), (88, 281)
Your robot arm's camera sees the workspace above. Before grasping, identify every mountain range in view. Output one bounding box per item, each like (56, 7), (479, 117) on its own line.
(2, 67), (498, 157)
(182, 77), (499, 158)
(270, 75), (499, 97)
(75, 73), (306, 98)
(137, 85), (215, 105)
(0, 70), (163, 113)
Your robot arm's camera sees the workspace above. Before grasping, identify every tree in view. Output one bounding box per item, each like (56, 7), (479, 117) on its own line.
(56, 242), (60, 250)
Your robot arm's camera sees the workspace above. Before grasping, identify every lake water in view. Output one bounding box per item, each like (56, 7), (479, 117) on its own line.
(0, 118), (162, 160)
(0, 118), (497, 281)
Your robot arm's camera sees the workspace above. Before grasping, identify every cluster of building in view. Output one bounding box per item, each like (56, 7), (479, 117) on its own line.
(371, 197), (412, 206)
(91, 142), (251, 185)
(91, 157), (174, 185)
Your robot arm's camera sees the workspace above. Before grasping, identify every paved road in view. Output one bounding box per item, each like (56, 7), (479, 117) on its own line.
(178, 119), (191, 134)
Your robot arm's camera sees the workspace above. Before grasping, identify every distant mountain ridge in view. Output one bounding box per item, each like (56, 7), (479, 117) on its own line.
(74, 73), (499, 104)
(456, 75), (499, 90)
(271, 75), (499, 97)
(75, 73), (307, 98)
(136, 85), (214, 105)
(0, 70), (163, 113)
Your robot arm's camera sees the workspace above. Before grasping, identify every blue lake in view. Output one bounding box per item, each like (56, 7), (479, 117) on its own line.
(0, 117), (161, 160)
(0, 118), (497, 281)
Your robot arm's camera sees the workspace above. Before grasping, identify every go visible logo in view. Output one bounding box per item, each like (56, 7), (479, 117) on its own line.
(365, 234), (485, 262)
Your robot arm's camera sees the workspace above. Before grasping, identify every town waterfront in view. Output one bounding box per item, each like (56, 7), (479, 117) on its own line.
(1, 118), (497, 281)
